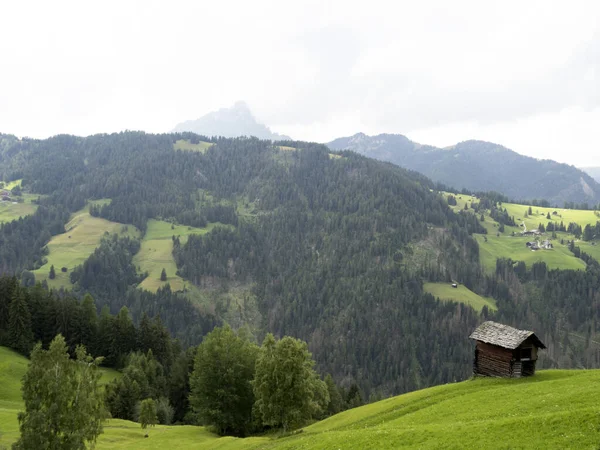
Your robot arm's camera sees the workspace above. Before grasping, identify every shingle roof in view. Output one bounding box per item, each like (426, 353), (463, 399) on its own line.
(469, 321), (546, 349)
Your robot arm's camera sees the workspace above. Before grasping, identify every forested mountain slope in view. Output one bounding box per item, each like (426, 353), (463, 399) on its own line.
(328, 133), (600, 206)
(2, 131), (600, 399)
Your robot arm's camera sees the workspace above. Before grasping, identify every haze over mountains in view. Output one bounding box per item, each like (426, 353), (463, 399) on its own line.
(172, 101), (291, 140)
(175, 103), (598, 205)
(329, 133), (600, 205)
(582, 167), (600, 183)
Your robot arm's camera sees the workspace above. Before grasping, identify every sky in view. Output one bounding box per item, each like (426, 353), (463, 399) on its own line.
(0, 0), (599, 166)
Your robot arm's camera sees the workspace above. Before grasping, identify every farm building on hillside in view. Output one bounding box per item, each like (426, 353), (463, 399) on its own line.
(469, 321), (545, 378)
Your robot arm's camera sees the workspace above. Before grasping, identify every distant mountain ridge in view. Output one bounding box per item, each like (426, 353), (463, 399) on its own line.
(172, 101), (291, 140)
(582, 167), (600, 183)
(328, 133), (600, 205)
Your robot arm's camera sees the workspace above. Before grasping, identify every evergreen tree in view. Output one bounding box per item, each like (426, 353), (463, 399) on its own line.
(253, 334), (328, 432)
(49, 264), (56, 280)
(189, 325), (258, 436)
(324, 374), (344, 416)
(80, 293), (98, 354)
(13, 335), (108, 450)
(8, 286), (34, 355)
(160, 268), (167, 281)
(0, 276), (18, 344)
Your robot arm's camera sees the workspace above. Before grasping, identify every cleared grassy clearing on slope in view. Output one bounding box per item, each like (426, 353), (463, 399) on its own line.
(0, 196), (37, 223)
(134, 219), (221, 293)
(173, 139), (214, 153)
(475, 233), (586, 272)
(424, 282), (496, 312)
(441, 192), (594, 272)
(503, 202), (599, 230)
(0, 179), (41, 222)
(33, 200), (140, 290)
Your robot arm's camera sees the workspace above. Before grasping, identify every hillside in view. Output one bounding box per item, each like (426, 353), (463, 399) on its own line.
(2, 347), (599, 449)
(0, 132), (482, 397)
(2, 131), (600, 400)
(328, 133), (600, 205)
(172, 102), (291, 140)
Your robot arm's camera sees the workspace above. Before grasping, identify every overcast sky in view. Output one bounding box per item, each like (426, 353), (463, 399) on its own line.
(1, 0), (598, 166)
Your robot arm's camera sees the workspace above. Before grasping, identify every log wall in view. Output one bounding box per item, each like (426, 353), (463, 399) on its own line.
(473, 341), (539, 378)
(473, 342), (514, 377)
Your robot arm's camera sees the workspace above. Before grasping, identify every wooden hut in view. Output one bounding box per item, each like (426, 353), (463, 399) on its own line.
(469, 321), (546, 378)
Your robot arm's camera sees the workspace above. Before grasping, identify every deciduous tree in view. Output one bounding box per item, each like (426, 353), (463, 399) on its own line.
(253, 334), (328, 432)
(13, 335), (108, 449)
(189, 325), (258, 436)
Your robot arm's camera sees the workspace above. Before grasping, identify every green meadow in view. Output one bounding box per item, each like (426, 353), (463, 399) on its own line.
(0, 179), (40, 223)
(134, 219), (221, 293)
(33, 201), (140, 290)
(424, 282), (496, 312)
(474, 232), (586, 272)
(0, 196), (37, 223)
(173, 139), (214, 153)
(3, 344), (600, 449)
(441, 191), (598, 272)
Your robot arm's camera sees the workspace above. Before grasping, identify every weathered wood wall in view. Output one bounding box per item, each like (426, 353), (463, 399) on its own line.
(473, 341), (513, 377)
(473, 341), (539, 378)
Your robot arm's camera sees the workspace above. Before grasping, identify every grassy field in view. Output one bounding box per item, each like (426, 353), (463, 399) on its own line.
(0, 179), (40, 223)
(441, 192), (597, 272)
(134, 219), (221, 293)
(173, 139), (214, 153)
(474, 232), (586, 272)
(32, 201), (140, 290)
(0, 195), (38, 223)
(3, 343), (600, 449)
(424, 282), (497, 312)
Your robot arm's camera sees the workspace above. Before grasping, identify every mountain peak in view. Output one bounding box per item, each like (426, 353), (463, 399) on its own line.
(172, 102), (291, 140)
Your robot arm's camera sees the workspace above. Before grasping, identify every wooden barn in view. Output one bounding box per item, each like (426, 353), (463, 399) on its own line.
(469, 321), (545, 378)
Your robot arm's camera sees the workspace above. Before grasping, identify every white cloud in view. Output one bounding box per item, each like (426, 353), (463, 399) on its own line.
(0, 0), (598, 165)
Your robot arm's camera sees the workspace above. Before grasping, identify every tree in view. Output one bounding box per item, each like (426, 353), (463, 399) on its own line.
(49, 264), (56, 280)
(253, 334), (328, 432)
(324, 374), (344, 416)
(189, 325), (258, 436)
(105, 351), (166, 421)
(80, 293), (98, 354)
(8, 286), (33, 355)
(160, 268), (167, 281)
(139, 398), (158, 431)
(13, 335), (108, 449)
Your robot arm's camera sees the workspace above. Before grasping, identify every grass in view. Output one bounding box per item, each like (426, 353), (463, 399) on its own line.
(0, 179), (41, 223)
(441, 192), (596, 272)
(173, 139), (214, 153)
(134, 219), (222, 293)
(424, 282), (497, 312)
(32, 200), (140, 290)
(3, 344), (600, 449)
(474, 232), (586, 272)
(0, 195), (38, 223)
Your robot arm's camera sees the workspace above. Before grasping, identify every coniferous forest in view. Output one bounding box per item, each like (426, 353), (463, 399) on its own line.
(2, 130), (600, 406)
